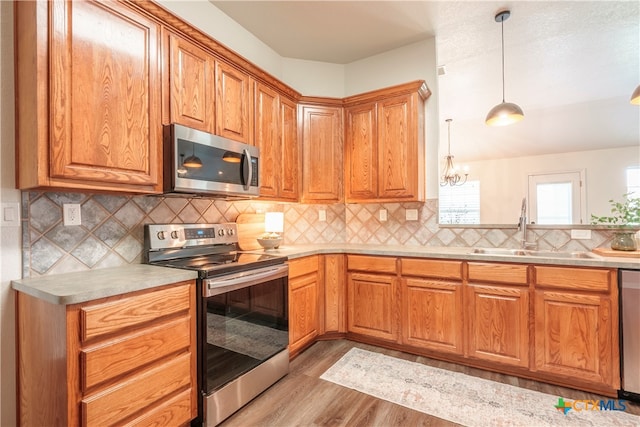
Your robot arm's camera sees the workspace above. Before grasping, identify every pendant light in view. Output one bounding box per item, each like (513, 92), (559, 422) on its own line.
(485, 10), (524, 126)
(631, 85), (640, 105)
(183, 143), (202, 168)
(440, 119), (468, 187)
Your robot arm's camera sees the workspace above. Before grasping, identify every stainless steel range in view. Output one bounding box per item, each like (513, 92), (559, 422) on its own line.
(144, 223), (289, 426)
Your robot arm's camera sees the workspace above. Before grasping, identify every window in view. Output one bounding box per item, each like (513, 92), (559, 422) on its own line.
(627, 166), (640, 199)
(528, 170), (586, 224)
(439, 180), (480, 224)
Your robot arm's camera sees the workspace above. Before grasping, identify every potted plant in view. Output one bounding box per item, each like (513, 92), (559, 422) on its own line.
(591, 193), (640, 251)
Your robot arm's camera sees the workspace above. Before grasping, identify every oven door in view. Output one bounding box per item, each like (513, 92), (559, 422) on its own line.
(200, 263), (289, 424)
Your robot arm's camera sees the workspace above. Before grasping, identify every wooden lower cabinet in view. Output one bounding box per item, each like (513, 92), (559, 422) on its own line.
(533, 266), (619, 391)
(347, 255), (398, 342)
(400, 258), (464, 355)
(322, 254), (346, 335)
(466, 262), (530, 368)
(288, 256), (321, 357)
(17, 281), (197, 427)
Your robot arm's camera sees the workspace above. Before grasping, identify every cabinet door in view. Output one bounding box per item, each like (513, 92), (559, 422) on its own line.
(49, 0), (161, 191)
(347, 272), (398, 341)
(216, 61), (253, 144)
(377, 93), (421, 200)
(402, 278), (463, 355)
(289, 273), (319, 356)
(534, 290), (614, 385)
(279, 97), (299, 201)
(345, 103), (377, 201)
(467, 284), (529, 368)
(254, 82), (280, 198)
(168, 32), (215, 133)
(323, 254), (346, 334)
(300, 104), (343, 203)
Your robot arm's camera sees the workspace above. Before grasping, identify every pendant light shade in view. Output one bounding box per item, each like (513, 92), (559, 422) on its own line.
(486, 10), (524, 126)
(183, 155), (203, 168)
(485, 102), (525, 126)
(183, 143), (203, 168)
(631, 85), (640, 105)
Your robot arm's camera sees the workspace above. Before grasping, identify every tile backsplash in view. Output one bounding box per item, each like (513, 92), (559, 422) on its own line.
(22, 191), (616, 277)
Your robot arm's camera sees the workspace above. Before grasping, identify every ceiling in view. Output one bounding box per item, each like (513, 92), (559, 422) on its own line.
(211, 1), (640, 162)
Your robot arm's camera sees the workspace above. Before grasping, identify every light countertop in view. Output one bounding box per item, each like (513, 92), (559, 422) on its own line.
(12, 244), (639, 305)
(266, 243), (640, 269)
(11, 264), (198, 305)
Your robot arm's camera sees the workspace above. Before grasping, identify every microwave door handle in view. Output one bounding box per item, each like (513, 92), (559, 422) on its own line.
(242, 148), (252, 190)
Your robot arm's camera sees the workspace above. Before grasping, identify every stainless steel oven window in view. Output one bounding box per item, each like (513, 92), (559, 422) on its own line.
(201, 268), (288, 394)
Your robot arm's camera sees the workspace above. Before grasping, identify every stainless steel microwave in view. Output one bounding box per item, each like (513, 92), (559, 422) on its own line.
(163, 124), (259, 198)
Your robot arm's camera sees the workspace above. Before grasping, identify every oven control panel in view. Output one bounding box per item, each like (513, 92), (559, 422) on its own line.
(146, 223), (238, 250)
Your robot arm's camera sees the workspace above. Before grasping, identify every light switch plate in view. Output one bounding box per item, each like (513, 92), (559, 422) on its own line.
(379, 209), (388, 222)
(406, 209), (418, 221)
(570, 229), (592, 239)
(1, 203), (20, 227)
(318, 210), (327, 222)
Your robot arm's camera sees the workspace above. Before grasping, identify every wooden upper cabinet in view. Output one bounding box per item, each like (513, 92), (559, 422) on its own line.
(345, 103), (377, 200)
(254, 83), (280, 198)
(344, 81), (429, 203)
(16, 0), (162, 193)
(254, 83), (299, 201)
(377, 94), (421, 200)
(166, 32), (215, 133)
(215, 61), (253, 144)
(280, 97), (299, 201)
(299, 103), (344, 203)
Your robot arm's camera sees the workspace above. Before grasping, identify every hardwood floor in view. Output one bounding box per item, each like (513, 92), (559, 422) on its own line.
(220, 339), (640, 426)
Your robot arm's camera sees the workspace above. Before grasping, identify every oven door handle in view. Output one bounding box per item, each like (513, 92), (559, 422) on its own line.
(204, 264), (288, 297)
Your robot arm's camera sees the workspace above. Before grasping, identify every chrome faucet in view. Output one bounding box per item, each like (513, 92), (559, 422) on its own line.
(518, 198), (537, 249)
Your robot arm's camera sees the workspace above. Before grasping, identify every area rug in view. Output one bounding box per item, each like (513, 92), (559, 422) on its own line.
(320, 348), (639, 426)
(207, 313), (288, 360)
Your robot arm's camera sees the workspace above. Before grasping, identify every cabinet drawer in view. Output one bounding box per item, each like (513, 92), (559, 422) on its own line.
(80, 282), (192, 341)
(81, 316), (191, 391)
(288, 256), (319, 279)
(401, 258), (462, 280)
(535, 266), (612, 291)
(82, 352), (192, 426)
(347, 255), (397, 274)
(122, 388), (194, 427)
(468, 262), (528, 285)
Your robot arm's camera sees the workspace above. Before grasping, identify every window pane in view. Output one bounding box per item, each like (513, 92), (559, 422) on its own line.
(439, 181), (480, 224)
(627, 166), (640, 199)
(536, 182), (572, 224)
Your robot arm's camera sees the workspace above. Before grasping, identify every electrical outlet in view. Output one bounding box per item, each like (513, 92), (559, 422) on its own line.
(318, 210), (327, 222)
(405, 209), (418, 221)
(379, 209), (388, 222)
(570, 229), (591, 239)
(63, 203), (82, 226)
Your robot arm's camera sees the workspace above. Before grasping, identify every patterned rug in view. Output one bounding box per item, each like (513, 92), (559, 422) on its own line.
(320, 348), (640, 427)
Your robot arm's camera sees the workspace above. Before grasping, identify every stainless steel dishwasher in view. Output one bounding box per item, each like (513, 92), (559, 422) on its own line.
(620, 269), (640, 403)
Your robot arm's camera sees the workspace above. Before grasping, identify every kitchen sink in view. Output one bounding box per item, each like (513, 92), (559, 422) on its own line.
(470, 248), (601, 259)
(470, 248), (529, 256)
(525, 250), (601, 259)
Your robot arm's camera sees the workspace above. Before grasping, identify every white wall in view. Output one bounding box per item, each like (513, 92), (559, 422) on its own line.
(281, 58), (345, 98)
(0, 2), (19, 426)
(157, 0), (284, 79)
(461, 146), (639, 224)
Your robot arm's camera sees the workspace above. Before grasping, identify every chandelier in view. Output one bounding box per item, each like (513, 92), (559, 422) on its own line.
(440, 119), (468, 187)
